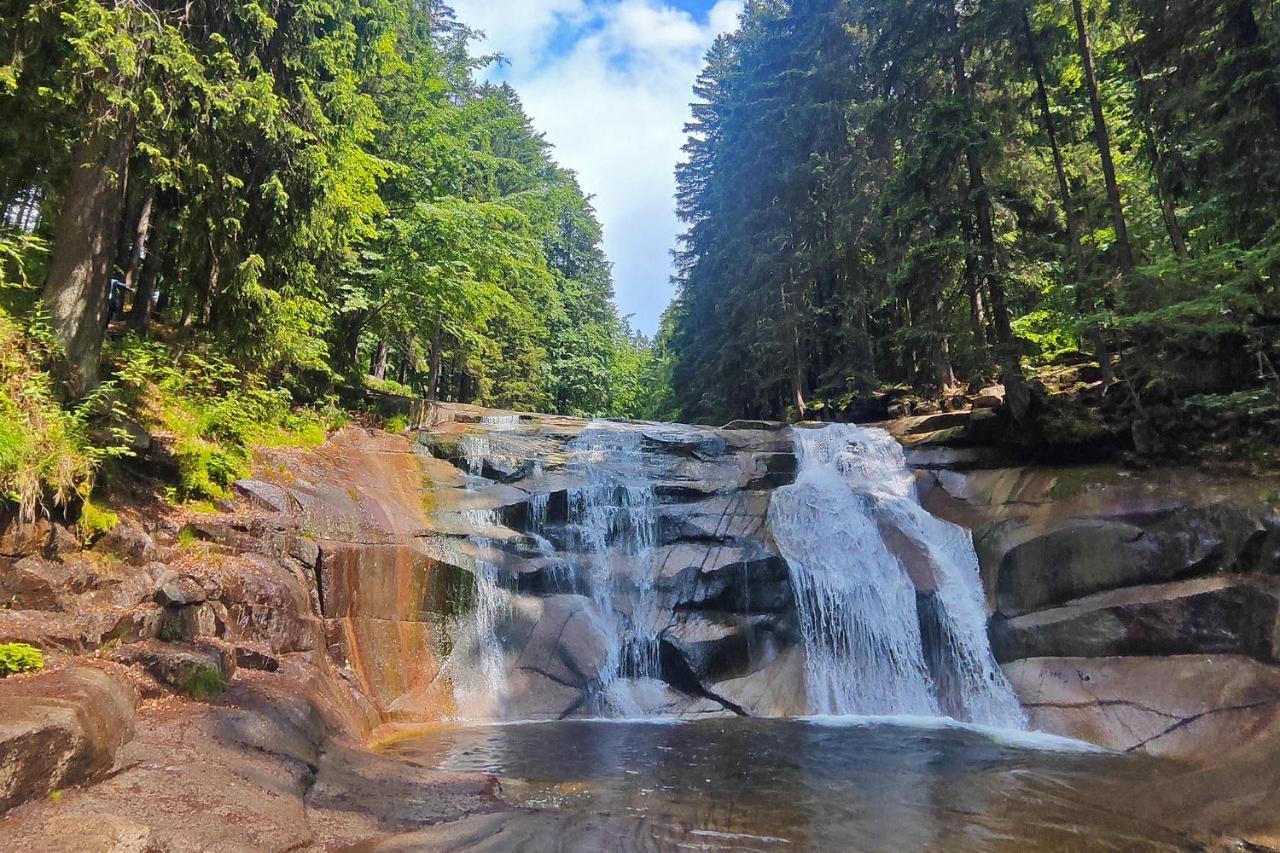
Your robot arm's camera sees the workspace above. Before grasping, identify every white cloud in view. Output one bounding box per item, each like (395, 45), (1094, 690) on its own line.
(448, 0), (743, 334)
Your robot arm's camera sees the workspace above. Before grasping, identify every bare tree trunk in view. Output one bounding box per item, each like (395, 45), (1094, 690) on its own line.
(41, 110), (135, 397)
(128, 203), (170, 333)
(426, 321), (444, 400)
(123, 188), (155, 293)
(1071, 0), (1135, 274)
(371, 339), (389, 381)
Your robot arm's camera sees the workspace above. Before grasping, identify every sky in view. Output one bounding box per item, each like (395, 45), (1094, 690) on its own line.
(448, 0), (744, 336)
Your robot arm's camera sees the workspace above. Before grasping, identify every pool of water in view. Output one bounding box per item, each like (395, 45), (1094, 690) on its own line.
(384, 717), (1199, 851)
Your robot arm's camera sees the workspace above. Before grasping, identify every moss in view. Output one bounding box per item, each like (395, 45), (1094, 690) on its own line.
(0, 642), (44, 676)
(180, 664), (227, 700)
(78, 497), (119, 543)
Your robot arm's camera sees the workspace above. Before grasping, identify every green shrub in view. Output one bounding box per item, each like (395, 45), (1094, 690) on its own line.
(384, 414), (409, 434)
(0, 642), (44, 676)
(180, 664), (227, 700)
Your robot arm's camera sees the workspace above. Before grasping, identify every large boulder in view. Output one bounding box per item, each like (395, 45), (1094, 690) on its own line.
(991, 575), (1280, 662)
(0, 665), (137, 812)
(993, 504), (1264, 615)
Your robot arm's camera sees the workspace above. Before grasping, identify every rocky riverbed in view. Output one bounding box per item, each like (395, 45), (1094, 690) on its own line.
(0, 402), (1277, 850)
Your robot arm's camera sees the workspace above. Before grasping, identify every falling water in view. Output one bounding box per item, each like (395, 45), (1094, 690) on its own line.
(769, 423), (1024, 728)
(564, 425), (663, 712)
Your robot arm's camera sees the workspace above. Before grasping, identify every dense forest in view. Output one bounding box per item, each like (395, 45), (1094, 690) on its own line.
(0, 0), (648, 416)
(664, 0), (1280, 450)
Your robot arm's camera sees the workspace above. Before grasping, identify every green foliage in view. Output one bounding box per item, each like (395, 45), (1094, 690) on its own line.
(664, 0), (1280, 431)
(179, 664), (227, 700)
(0, 642), (44, 676)
(384, 414), (409, 434)
(113, 337), (334, 500)
(0, 307), (126, 520)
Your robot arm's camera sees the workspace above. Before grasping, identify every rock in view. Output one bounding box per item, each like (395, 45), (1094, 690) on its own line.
(175, 601), (226, 640)
(288, 534), (321, 568)
(1004, 655), (1280, 762)
(154, 575), (208, 606)
(0, 555), (101, 610)
(114, 640), (236, 696)
(31, 813), (155, 853)
(721, 419), (786, 431)
(0, 516), (51, 558)
(234, 645), (280, 672)
(0, 665), (137, 812)
(234, 478), (293, 513)
(995, 504), (1264, 615)
(105, 604), (166, 645)
(991, 575), (1280, 662)
(971, 385), (1005, 409)
(94, 520), (156, 564)
(43, 524), (82, 560)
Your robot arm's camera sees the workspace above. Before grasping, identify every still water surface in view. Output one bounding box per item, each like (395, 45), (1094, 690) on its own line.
(385, 717), (1198, 852)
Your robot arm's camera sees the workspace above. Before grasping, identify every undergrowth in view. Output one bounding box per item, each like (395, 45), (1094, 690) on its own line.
(113, 336), (346, 501)
(0, 305), (125, 521)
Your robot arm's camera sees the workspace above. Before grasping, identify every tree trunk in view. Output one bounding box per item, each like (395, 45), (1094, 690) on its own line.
(1024, 7), (1112, 381)
(123, 188), (155, 293)
(128, 204), (170, 333)
(371, 339), (389, 381)
(952, 32), (1032, 425)
(1071, 0), (1135, 274)
(41, 112), (135, 398)
(427, 321), (444, 401)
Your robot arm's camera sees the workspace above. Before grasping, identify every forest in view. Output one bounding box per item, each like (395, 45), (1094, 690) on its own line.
(0, 0), (668, 514)
(0, 0), (651, 410)
(662, 0), (1280, 453)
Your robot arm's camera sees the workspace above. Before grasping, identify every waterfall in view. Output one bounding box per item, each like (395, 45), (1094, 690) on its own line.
(564, 426), (662, 713)
(769, 423), (1024, 728)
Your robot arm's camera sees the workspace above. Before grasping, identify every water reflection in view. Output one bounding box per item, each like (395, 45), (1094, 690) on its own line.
(385, 717), (1195, 851)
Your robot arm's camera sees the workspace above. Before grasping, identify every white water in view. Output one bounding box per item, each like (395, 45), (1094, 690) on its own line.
(564, 425), (663, 713)
(769, 423), (1024, 728)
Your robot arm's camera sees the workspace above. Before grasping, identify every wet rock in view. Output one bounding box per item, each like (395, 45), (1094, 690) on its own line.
(234, 478), (292, 513)
(641, 427), (728, 459)
(721, 419), (785, 431)
(0, 665), (137, 812)
(94, 519), (156, 564)
(1004, 655), (1280, 762)
(991, 575), (1280, 662)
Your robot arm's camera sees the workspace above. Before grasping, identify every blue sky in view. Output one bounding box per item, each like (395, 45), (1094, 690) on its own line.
(448, 0), (744, 335)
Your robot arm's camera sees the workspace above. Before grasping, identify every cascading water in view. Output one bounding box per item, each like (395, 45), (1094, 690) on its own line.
(769, 423), (1024, 728)
(563, 425), (663, 713)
